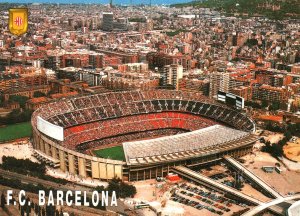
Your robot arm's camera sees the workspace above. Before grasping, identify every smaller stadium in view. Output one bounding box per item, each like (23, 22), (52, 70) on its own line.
(31, 90), (257, 181)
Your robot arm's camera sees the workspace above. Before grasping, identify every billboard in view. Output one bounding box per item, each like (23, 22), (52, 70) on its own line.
(37, 116), (64, 141)
(217, 91), (226, 102)
(217, 91), (244, 109)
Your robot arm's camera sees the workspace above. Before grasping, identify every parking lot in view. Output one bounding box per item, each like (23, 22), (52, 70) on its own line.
(200, 164), (241, 188)
(170, 182), (248, 215)
(197, 162), (271, 202)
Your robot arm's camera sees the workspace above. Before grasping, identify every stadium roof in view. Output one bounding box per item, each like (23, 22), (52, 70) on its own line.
(123, 125), (251, 165)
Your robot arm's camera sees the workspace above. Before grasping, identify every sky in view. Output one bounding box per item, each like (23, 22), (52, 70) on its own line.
(2, 0), (191, 5)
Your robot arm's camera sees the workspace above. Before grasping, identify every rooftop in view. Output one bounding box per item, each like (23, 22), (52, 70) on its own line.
(123, 125), (250, 165)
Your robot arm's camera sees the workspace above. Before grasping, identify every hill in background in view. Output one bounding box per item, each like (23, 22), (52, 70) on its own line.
(172, 0), (300, 19)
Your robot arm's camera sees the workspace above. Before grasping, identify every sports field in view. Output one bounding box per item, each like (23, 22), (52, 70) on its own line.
(0, 122), (32, 142)
(93, 146), (125, 161)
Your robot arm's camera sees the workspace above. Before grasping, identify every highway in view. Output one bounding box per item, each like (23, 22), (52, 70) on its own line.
(224, 156), (282, 199)
(171, 166), (264, 205)
(0, 168), (125, 215)
(242, 195), (300, 216)
(0, 168), (92, 193)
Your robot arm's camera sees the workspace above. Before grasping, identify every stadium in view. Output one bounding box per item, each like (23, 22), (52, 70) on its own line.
(31, 90), (257, 182)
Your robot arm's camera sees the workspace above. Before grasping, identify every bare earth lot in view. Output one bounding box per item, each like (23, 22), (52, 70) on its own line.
(242, 152), (300, 196)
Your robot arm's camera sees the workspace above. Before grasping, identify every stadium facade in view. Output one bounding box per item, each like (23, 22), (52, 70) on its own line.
(31, 90), (257, 182)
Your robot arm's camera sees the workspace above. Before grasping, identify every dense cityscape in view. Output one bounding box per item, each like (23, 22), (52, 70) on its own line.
(0, 1), (300, 216)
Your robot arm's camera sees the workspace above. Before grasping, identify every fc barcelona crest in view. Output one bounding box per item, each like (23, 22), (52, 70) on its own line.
(9, 8), (28, 36)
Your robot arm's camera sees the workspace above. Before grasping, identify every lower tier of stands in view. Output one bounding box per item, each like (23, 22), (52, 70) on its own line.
(63, 112), (217, 149)
(77, 128), (187, 153)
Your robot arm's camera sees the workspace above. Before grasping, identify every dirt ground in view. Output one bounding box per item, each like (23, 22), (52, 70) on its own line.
(0, 141), (37, 163)
(133, 178), (249, 216)
(242, 152), (300, 196)
(241, 184), (271, 203)
(263, 132), (284, 144)
(133, 179), (158, 202)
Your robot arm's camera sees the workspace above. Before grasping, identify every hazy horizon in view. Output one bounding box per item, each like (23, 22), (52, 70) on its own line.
(0, 0), (192, 5)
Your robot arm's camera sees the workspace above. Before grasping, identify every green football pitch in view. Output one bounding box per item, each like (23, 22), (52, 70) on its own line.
(93, 146), (125, 161)
(0, 122), (32, 142)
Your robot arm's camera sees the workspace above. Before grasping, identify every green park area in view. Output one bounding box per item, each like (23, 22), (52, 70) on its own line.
(93, 146), (125, 161)
(0, 122), (32, 142)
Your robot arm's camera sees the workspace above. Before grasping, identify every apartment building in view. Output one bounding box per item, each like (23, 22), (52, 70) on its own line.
(160, 64), (183, 90)
(252, 84), (290, 102)
(209, 72), (230, 98)
(102, 12), (114, 31)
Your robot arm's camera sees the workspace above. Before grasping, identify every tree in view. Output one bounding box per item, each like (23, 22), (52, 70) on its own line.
(245, 39), (258, 47)
(47, 89), (56, 96)
(25, 197), (31, 215)
(107, 178), (121, 197)
(235, 179), (243, 190)
(38, 205), (41, 216)
(95, 185), (105, 193)
(33, 91), (46, 98)
(269, 101), (280, 111)
(34, 203), (39, 214)
(2, 156), (46, 174)
(1, 193), (5, 208)
(9, 95), (29, 108)
(0, 108), (33, 125)
(120, 182), (137, 198)
(21, 206), (25, 216)
(46, 204), (56, 216)
(42, 207), (46, 216)
(284, 131), (292, 141)
(261, 100), (268, 108)
(26, 203), (30, 216)
(106, 177), (137, 198)
(245, 101), (261, 109)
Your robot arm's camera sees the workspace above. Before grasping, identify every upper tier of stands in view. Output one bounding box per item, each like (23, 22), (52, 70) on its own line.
(32, 90), (254, 133)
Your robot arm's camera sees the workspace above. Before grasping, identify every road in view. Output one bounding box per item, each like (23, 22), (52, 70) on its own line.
(0, 168), (126, 214)
(172, 165), (264, 205)
(242, 195), (300, 216)
(224, 156), (282, 198)
(0, 168), (92, 193)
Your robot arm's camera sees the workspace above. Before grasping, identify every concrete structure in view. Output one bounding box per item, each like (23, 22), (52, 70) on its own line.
(242, 195), (300, 216)
(224, 156), (282, 199)
(171, 166), (263, 205)
(288, 200), (300, 216)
